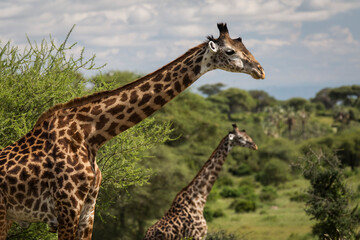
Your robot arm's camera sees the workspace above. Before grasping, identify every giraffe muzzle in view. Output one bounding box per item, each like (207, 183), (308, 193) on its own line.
(251, 67), (265, 80)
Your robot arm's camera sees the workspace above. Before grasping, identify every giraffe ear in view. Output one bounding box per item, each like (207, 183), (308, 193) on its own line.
(208, 41), (218, 53)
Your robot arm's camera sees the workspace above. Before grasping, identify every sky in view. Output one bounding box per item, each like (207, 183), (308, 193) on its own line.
(1, 0), (360, 100)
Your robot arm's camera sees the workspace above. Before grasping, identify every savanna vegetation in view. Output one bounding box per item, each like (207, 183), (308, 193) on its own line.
(1, 32), (360, 240)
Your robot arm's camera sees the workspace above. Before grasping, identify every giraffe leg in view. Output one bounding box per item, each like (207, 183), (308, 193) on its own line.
(75, 196), (97, 240)
(0, 195), (11, 240)
(76, 171), (101, 240)
(55, 200), (81, 240)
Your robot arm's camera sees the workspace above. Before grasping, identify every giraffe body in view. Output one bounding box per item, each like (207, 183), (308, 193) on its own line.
(144, 124), (258, 240)
(0, 23), (264, 239)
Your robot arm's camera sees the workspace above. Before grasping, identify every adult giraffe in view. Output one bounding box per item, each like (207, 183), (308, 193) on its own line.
(0, 23), (265, 239)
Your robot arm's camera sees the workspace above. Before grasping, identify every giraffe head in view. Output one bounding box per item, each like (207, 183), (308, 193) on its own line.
(228, 123), (258, 150)
(205, 23), (265, 80)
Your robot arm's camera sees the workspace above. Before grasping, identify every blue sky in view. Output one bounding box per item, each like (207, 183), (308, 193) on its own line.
(1, 0), (359, 100)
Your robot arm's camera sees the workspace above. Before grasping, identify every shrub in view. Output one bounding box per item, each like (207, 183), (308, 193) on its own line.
(216, 176), (234, 187)
(212, 209), (225, 218)
(259, 186), (278, 202)
(219, 185), (258, 200)
(230, 199), (257, 213)
(229, 163), (252, 176)
(289, 192), (309, 202)
(203, 207), (225, 222)
(256, 158), (290, 186)
(203, 206), (214, 222)
(206, 230), (243, 240)
(220, 186), (240, 198)
(237, 185), (257, 201)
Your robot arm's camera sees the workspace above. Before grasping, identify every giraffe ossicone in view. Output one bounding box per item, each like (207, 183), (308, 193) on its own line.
(0, 23), (264, 240)
(143, 124), (258, 239)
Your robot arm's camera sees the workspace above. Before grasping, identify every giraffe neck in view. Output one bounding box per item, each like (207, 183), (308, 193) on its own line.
(40, 42), (213, 151)
(183, 136), (231, 206)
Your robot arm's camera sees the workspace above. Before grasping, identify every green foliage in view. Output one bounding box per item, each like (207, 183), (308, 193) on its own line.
(256, 158), (290, 186)
(155, 91), (223, 147)
(220, 186), (242, 198)
(209, 88), (256, 120)
(258, 138), (299, 163)
(198, 83), (225, 97)
(295, 149), (360, 239)
(90, 70), (141, 89)
(301, 127), (360, 169)
(261, 105), (286, 138)
(230, 199), (257, 213)
(285, 98), (311, 111)
(259, 186), (278, 202)
(95, 118), (173, 219)
(229, 163), (252, 176)
(206, 230), (243, 240)
(204, 206), (225, 222)
(289, 192), (309, 203)
(249, 90), (276, 112)
(0, 26), (100, 147)
(216, 176), (234, 187)
(329, 85), (360, 108)
(7, 223), (57, 240)
(311, 88), (335, 109)
(312, 85), (360, 110)
(0, 26), (102, 239)
(204, 206), (214, 222)
(219, 185), (257, 199)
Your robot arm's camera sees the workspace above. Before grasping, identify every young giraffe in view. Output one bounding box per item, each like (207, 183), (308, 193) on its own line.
(0, 23), (265, 240)
(143, 124), (258, 240)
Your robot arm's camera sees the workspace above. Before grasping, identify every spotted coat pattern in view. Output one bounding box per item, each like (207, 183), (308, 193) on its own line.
(0, 23), (264, 240)
(144, 125), (258, 240)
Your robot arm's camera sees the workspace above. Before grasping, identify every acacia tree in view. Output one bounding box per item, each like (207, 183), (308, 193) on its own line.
(209, 88), (255, 120)
(249, 90), (276, 112)
(198, 83), (225, 97)
(329, 85), (360, 108)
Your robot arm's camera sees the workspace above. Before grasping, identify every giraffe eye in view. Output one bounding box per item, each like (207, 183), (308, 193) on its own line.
(225, 49), (235, 55)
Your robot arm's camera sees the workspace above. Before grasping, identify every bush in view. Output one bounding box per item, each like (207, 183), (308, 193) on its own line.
(219, 185), (257, 200)
(203, 206), (214, 222)
(213, 209), (225, 218)
(256, 158), (290, 186)
(206, 230), (243, 240)
(230, 199), (257, 213)
(289, 192), (309, 202)
(229, 163), (252, 176)
(220, 186), (241, 198)
(259, 186), (278, 202)
(203, 207), (225, 222)
(216, 176), (234, 187)
(238, 185), (258, 201)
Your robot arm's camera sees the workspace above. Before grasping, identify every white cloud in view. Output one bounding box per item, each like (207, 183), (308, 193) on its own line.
(303, 26), (360, 54)
(0, 4), (25, 18)
(1, 0), (360, 100)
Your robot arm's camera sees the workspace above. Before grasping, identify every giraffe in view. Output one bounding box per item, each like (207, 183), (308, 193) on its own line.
(0, 23), (265, 240)
(143, 124), (258, 240)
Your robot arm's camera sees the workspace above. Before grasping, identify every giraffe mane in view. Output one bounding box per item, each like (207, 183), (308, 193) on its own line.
(174, 135), (228, 199)
(34, 42), (207, 127)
